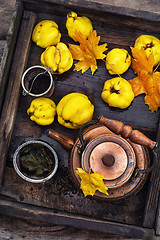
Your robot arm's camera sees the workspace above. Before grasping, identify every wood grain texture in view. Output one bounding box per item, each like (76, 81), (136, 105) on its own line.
(0, 0), (16, 39)
(0, 10), (37, 186)
(143, 121), (160, 228)
(0, 0), (160, 239)
(23, 0), (160, 21)
(0, 215), (145, 240)
(0, 0), (23, 112)
(0, 198), (155, 239)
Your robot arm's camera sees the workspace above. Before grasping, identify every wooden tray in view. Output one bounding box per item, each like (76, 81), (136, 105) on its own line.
(0, 0), (160, 238)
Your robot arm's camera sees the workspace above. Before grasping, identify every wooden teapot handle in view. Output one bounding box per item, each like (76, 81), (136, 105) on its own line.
(99, 116), (157, 150)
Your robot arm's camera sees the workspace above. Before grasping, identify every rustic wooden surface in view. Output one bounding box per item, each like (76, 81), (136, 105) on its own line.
(0, 0), (160, 239)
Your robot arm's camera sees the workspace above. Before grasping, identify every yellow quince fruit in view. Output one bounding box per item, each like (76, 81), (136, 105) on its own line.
(32, 20), (61, 48)
(101, 77), (134, 109)
(57, 92), (94, 129)
(134, 34), (160, 66)
(106, 48), (131, 75)
(41, 42), (73, 74)
(66, 11), (93, 41)
(27, 98), (56, 125)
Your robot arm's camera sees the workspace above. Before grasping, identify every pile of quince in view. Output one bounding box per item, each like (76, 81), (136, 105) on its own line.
(32, 12), (93, 74)
(29, 12), (95, 128)
(27, 93), (94, 129)
(29, 12), (160, 128)
(32, 19), (73, 74)
(101, 34), (160, 109)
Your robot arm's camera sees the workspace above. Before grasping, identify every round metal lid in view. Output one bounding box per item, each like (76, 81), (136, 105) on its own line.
(81, 135), (136, 188)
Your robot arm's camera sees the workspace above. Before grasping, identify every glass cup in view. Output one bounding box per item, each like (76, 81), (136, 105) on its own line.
(13, 140), (58, 183)
(21, 65), (54, 97)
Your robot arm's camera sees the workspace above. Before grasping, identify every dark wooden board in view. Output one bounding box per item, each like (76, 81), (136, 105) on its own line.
(1, 214), (140, 240)
(0, 0), (23, 113)
(0, 0), (160, 238)
(0, 10), (37, 185)
(143, 120), (160, 228)
(0, 198), (155, 239)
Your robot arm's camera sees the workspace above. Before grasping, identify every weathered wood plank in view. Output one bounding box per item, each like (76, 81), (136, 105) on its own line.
(0, 198), (155, 239)
(0, 0), (17, 39)
(23, 0), (160, 35)
(23, 0), (160, 22)
(156, 202), (160, 236)
(143, 120), (160, 228)
(0, 0), (23, 113)
(1, 166), (147, 226)
(0, 214), (120, 240)
(0, 10), (37, 187)
(0, 40), (5, 62)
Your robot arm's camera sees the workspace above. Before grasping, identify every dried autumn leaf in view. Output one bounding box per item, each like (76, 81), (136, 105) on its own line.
(69, 30), (107, 75)
(129, 47), (160, 112)
(76, 168), (108, 197)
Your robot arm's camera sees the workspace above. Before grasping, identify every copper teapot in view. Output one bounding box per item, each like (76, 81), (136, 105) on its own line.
(48, 116), (158, 201)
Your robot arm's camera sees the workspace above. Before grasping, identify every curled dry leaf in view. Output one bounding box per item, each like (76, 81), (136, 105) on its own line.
(69, 30), (107, 75)
(129, 47), (160, 112)
(76, 168), (108, 197)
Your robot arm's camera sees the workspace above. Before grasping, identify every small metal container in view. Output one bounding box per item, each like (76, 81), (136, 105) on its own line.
(21, 65), (54, 97)
(13, 140), (58, 183)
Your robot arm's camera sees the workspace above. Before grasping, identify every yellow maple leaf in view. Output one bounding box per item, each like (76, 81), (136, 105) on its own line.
(76, 168), (108, 197)
(69, 30), (107, 75)
(129, 47), (160, 112)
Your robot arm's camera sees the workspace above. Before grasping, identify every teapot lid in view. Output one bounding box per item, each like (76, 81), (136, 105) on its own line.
(81, 134), (136, 188)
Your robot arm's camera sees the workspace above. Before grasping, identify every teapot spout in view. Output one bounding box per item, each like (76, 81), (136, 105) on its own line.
(48, 129), (74, 151)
